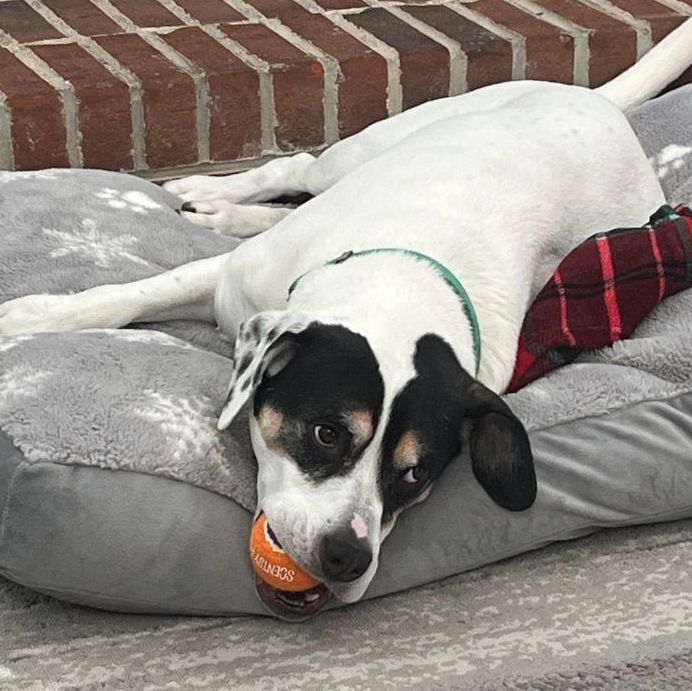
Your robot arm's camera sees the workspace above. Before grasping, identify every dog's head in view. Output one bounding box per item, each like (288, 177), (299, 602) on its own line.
(218, 308), (536, 620)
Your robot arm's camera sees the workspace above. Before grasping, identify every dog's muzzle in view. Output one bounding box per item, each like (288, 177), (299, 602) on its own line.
(251, 513), (374, 620)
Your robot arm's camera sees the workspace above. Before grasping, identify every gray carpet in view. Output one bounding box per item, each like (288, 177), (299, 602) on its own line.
(1, 518), (690, 689)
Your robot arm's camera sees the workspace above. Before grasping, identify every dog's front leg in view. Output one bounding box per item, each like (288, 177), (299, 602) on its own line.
(0, 254), (227, 335)
(164, 152), (317, 205)
(164, 153), (316, 237)
(178, 201), (293, 238)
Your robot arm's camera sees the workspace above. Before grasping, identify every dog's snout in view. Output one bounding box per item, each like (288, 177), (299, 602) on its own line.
(320, 531), (372, 583)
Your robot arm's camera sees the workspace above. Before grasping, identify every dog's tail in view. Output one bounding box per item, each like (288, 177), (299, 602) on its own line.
(597, 17), (692, 110)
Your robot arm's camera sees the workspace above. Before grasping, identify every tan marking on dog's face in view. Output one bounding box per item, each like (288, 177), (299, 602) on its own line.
(344, 409), (374, 446)
(258, 404), (284, 446)
(392, 430), (422, 470)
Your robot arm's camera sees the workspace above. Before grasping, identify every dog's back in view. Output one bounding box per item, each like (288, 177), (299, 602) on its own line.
(221, 83), (663, 356)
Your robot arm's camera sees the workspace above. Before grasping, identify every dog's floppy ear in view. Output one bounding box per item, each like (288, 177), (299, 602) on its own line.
(408, 334), (536, 511)
(217, 310), (314, 430)
(461, 379), (536, 511)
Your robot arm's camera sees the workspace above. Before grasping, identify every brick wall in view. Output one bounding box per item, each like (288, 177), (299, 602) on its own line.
(0, 0), (690, 177)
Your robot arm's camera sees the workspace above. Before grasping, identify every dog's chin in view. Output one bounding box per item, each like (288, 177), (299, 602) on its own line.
(255, 575), (331, 621)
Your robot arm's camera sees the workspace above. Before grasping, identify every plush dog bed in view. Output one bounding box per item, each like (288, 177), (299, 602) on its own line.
(1, 87), (691, 617)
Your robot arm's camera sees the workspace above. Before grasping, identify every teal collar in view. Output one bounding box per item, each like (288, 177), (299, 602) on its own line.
(287, 248), (482, 376)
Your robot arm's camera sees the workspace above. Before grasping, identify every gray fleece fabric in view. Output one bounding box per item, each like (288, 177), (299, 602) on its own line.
(0, 87), (691, 616)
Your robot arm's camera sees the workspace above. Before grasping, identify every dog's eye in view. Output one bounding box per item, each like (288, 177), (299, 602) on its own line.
(313, 424), (339, 448)
(402, 465), (428, 484)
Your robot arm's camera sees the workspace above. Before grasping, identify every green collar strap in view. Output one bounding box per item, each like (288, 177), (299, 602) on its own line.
(287, 248), (482, 376)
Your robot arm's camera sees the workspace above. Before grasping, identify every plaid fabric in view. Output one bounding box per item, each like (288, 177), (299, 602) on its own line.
(508, 204), (692, 393)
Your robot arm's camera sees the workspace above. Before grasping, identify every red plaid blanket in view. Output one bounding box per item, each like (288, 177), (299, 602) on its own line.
(508, 204), (692, 393)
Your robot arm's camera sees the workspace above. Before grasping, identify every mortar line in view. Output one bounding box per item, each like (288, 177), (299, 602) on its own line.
(365, 0), (468, 96)
(226, 0), (340, 146)
(448, 1), (526, 81)
(301, 0), (403, 116)
(506, 0), (590, 85)
(0, 91), (14, 169)
(155, 0), (277, 153)
(26, 0), (147, 169)
(92, 0), (210, 163)
(0, 28), (82, 167)
(577, 0), (652, 58)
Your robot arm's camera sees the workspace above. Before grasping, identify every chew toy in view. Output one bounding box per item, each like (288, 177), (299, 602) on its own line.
(249, 513), (320, 592)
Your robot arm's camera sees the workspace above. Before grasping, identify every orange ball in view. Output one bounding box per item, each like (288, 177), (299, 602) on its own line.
(249, 513), (321, 592)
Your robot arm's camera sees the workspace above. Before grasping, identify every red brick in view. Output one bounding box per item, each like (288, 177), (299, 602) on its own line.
(0, 1), (62, 42)
(109, 0), (183, 28)
(31, 42), (133, 169)
(346, 7), (449, 109)
(404, 5), (512, 90)
(607, 0), (686, 42)
(42, 0), (122, 36)
(219, 22), (325, 150)
(649, 14), (687, 43)
(662, 64), (692, 97)
(95, 33), (197, 168)
(334, 53), (389, 136)
(0, 47), (68, 168)
(175, 0), (245, 23)
(673, 64), (692, 87)
(2, 0), (686, 176)
(534, 0), (636, 86)
(470, 0), (573, 83)
(249, 1), (387, 137)
(162, 27), (261, 161)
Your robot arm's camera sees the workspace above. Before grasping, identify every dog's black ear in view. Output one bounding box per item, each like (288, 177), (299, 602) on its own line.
(462, 380), (536, 511)
(408, 334), (536, 511)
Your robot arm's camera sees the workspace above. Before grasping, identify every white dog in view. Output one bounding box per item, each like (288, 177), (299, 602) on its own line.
(1, 19), (691, 619)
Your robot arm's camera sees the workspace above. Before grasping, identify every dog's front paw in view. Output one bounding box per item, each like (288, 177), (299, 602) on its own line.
(179, 200), (291, 238)
(163, 175), (238, 203)
(0, 294), (88, 334)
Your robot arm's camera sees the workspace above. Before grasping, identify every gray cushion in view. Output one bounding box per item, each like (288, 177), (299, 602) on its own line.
(1, 87), (692, 616)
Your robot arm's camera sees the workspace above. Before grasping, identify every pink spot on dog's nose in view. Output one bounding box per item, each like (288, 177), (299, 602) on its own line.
(351, 513), (368, 539)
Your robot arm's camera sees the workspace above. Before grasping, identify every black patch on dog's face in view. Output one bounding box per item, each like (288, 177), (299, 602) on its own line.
(381, 335), (468, 521)
(253, 324), (384, 480)
(249, 319), (262, 342)
(380, 334), (536, 523)
(237, 352), (253, 376)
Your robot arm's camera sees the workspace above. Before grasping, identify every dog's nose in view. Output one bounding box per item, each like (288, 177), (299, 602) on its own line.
(319, 531), (372, 582)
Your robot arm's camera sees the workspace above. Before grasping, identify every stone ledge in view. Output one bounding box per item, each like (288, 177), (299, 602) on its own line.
(0, 0), (690, 174)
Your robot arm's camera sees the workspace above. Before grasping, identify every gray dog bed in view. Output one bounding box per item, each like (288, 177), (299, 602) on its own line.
(1, 87), (692, 617)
